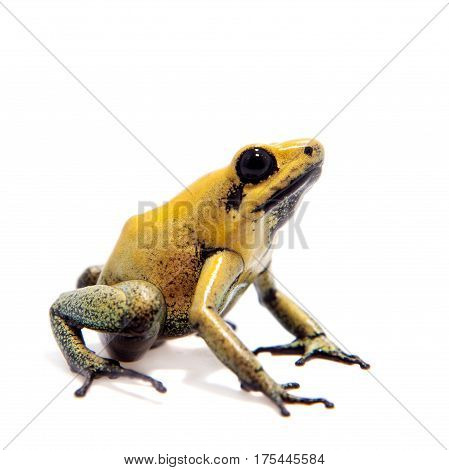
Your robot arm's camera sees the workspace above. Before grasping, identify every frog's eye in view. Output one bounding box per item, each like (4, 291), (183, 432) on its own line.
(236, 147), (277, 184)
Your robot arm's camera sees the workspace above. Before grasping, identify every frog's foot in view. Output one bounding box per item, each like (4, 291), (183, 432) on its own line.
(277, 392), (334, 417)
(74, 359), (166, 397)
(240, 379), (333, 416)
(254, 334), (370, 369)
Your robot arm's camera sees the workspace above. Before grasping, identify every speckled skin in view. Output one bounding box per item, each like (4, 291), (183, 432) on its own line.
(50, 138), (369, 416)
(50, 280), (167, 395)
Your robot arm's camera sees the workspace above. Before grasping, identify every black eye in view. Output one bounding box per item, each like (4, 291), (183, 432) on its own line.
(304, 146), (314, 156)
(236, 148), (277, 183)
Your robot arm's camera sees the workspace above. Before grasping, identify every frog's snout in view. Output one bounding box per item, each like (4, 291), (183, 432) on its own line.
(272, 137), (325, 165)
(303, 138), (325, 164)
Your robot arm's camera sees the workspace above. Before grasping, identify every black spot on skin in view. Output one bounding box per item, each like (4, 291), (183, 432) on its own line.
(306, 332), (326, 339)
(304, 146), (313, 156)
(225, 183), (245, 212)
(198, 242), (225, 264)
(263, 288), (277, 306)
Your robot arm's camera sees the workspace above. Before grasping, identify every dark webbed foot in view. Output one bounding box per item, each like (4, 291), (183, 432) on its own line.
(75, 374), (94, 397)
(295, 349), (370, 369)
(278, 393), (334, 416)
(240, 379), (333, 416)
(254, 334), (370, 370)
(74, 359), (166, 397)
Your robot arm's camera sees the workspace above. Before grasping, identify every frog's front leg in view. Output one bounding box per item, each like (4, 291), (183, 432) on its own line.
(189, 251), (334, 416)
(50, 280), (167, 396)
(253, 269), (370, 369)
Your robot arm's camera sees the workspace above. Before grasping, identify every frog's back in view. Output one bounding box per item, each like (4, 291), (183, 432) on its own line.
(98, 210), (205, 336)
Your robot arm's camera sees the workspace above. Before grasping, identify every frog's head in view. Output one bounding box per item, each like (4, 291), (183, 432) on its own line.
(169, 138), (324, 252)
(225, 138), (324, 226)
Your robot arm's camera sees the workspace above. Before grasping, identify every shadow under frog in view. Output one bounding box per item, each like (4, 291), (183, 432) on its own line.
(48, 333), (268, 409)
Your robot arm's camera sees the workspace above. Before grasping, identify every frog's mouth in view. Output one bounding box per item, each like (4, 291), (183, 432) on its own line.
(254, 163), (322, 213)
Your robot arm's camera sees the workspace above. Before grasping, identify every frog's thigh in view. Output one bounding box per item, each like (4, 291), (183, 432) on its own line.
(50, 280), (166, 367)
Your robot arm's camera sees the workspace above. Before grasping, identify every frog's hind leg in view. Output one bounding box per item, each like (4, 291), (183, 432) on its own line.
(50, 280), (167, 397)
(253, 269), (370, 369)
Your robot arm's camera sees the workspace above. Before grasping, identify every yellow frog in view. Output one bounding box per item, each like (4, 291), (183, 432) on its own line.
(50, 138), (369, 416)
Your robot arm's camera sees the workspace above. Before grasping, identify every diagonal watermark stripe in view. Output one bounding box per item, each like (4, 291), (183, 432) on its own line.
(301, 1), (449, 449)
(2, 376), (80, 451)
(0, 0), (190, 193)
(311, 2), (449, 141)
(252, 255), (447, 450)
(2, 0), (448, 453)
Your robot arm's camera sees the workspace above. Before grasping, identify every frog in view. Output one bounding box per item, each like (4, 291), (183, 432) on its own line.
(50, 138), (369, 416)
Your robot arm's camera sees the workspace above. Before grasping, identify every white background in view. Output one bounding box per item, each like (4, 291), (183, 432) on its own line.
(1, 1), (448, 468)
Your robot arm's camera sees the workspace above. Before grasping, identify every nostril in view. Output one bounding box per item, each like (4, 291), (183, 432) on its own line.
(304, 146), (313, 156)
